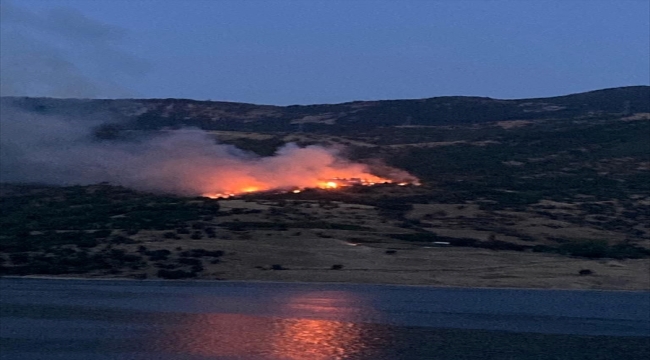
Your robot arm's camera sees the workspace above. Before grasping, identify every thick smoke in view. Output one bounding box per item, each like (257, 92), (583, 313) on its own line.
(0, 2), (416, 195)
(0, 104), (403, 195)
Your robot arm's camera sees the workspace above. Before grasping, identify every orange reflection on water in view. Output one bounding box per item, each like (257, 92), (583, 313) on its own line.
(270, 318), (363, 360)
(270, 291), (367, 359)
(163, 291), (369, 359)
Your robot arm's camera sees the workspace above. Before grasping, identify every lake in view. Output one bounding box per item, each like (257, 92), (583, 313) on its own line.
(1, 278), (648, 359)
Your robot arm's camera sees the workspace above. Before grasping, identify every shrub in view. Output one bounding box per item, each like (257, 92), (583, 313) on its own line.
(77, 237), (99, 248)
(121, 254), (143, 263)
(155, 263), (179, 269)
(92, 230), (113, 238)
(9, 253), (30, 265)
(157, 269), (196, 279)
(109, 235), (137, 244)
(479, 240), (527, 251)
(559, 240), (610, 259)
(178, 258), (202, 266)
(163, 231), (178, 239)
(179, 249), (224, 258)
(192, 222), (206, 230)
(330, 264), (344, 270)
(146, 249), (171, 261)
(556, 240), (650, 259)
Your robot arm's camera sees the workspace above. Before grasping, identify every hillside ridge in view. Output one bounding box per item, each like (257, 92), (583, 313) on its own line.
(2, 86), (648, 132)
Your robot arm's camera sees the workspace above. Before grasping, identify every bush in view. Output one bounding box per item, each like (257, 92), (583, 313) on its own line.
(9, 252), (30, 265)
(178, 258), (202, 266)
(559, 240), (611, 259)
(163, 231), (179, 239)
(557, 240), (650, 259)
(157, 269), (196, 279)
(145, 249), (171, 261)
(330, 264), (344, 270)
(109, 235), (137, 244)
(92, 230), (112, 238)
(180, 249), (224, 258)
(479, 240), (527, 251)
(155, 263), (179, 269)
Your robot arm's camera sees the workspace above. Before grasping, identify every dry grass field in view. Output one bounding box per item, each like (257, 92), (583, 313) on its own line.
(3, 186), (647, 290)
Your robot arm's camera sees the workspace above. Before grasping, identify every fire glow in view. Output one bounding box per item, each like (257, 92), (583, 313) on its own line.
(2, 105), (419, 197)
(197, 145), (419, 199)
(202, 176), (415, 199)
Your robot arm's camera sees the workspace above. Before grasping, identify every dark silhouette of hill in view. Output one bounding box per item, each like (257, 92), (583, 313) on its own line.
(2, 86), (648, 132)
(2, 86), (650, 281)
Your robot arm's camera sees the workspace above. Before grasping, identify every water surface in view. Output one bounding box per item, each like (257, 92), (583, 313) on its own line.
(1, 278), (648, 359)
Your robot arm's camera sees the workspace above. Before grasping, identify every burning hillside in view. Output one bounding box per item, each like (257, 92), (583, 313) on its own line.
(193, 144), (419, 199)
(0, 103), (418, 196)
(202, 176), (420, 199)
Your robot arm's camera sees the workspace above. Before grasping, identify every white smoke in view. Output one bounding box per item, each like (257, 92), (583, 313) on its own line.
(0, 104), (395, 195)
(0, 2), (416, 195)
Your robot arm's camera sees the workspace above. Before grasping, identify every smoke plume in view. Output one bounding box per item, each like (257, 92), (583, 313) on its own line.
(0, 103), (408, 195)
(0, 0), (148, 98)
(0, 2), (415, 195)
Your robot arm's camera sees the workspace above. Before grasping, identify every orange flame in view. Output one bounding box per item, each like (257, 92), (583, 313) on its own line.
(192, 145), (418, 198)
(201, 175), (404, 198)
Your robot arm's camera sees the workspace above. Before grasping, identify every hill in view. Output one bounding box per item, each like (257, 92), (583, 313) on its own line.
(1, 86), (649, 288)
(3, 86), (649, 132)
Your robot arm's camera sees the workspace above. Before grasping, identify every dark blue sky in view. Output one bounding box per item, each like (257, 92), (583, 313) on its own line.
(2, 0), (649, 105)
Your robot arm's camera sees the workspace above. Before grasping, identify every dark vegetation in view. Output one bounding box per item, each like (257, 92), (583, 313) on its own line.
(1, 86), (649, 278)
(5, 86), (648, 132)
(0, 184), (224, 277)
(0, 185), (220, 244)
(390, 233), (650, 259)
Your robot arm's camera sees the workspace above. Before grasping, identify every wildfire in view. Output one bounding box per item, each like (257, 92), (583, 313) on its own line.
(201, 175), (418, 199)
(203, 177), (420, 199)
(193, 144), (419, 199)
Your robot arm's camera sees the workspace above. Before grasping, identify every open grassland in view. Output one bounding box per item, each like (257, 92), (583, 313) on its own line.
(1, 182), (648, 290)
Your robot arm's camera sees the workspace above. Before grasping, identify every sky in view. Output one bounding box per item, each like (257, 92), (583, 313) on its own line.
(1, 0), (649, 105)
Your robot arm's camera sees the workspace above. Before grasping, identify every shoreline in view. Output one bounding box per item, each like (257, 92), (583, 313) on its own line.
(3, 275), (648, 293)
